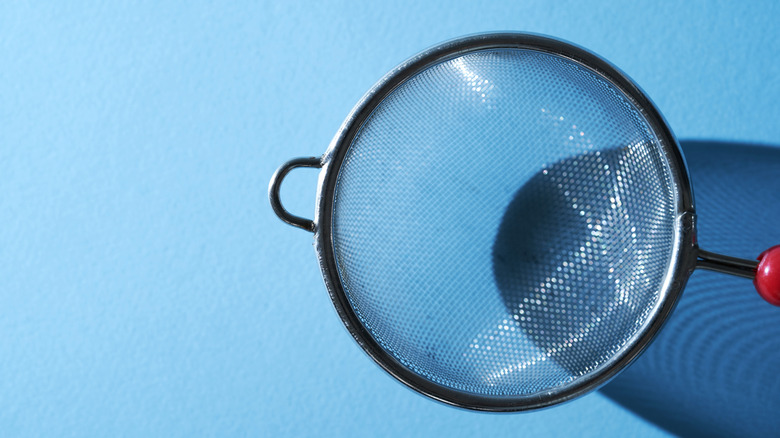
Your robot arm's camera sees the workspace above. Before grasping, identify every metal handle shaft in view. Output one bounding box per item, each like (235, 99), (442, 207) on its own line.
(696, 249), (758, 279)
(696, 246), (780, 306)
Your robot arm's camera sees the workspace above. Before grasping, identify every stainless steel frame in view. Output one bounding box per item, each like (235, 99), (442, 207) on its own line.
(268, 32), (757, 411)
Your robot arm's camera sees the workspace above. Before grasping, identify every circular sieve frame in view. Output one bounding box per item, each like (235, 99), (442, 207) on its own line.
(310, 32), (698, 411)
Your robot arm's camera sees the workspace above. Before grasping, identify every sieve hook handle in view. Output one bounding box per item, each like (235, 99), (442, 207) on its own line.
(697, 246), (780, 306)
(268, 156), (322, 232)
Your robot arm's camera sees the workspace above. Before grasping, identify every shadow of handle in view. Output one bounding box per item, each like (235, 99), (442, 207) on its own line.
(601, 140), (780, 438)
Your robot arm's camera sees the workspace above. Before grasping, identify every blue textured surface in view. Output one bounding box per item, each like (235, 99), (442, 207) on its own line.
(1, 1), (779, 436)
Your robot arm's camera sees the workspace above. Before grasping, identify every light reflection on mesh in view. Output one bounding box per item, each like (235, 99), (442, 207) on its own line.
(331, 49), (678, 396)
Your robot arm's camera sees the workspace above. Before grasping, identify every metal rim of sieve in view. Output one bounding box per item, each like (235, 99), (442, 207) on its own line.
(271, 32), (699, 411)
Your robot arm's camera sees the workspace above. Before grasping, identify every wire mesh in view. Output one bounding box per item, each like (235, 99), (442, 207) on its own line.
(331, 48), (678, 397)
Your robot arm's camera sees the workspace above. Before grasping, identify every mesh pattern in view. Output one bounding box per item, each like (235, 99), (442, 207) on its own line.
(331, 49), (678, 397)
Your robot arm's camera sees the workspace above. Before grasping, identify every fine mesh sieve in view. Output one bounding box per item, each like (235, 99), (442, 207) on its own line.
(269, 33), (780, 411)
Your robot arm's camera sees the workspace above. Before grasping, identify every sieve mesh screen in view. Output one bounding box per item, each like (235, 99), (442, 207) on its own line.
(331, 48), (678, 397)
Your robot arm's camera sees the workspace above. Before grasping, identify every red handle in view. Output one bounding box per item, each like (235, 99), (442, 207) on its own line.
(755, 245), (780, 306)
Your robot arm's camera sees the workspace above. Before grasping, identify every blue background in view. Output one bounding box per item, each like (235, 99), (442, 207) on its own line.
(2, 1), (779, 436)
